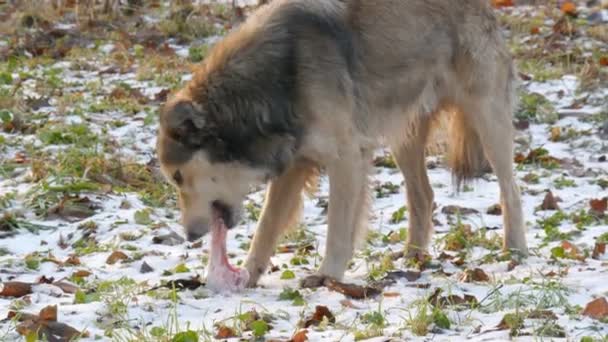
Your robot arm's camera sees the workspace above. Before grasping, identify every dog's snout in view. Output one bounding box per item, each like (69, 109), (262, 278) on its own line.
(187, 231), (203, 242)
(185, 219), (209, 242)
(212, 200), (234, 228)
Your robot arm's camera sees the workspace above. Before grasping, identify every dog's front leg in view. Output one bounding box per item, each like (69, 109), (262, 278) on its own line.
(301, 148), (370, 288)
(244, 161), (317, 287)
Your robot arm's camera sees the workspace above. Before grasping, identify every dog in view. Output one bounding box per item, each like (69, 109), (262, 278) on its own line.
(156, 0), (528, 288)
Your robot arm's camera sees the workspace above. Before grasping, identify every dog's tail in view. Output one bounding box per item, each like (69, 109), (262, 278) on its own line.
(433, 108), (491, 190)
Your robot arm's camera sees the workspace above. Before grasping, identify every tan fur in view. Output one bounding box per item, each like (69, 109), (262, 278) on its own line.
(157, 0), (528, 287)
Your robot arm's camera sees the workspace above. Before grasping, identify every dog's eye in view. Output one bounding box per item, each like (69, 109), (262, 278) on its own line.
(173, 170), (183, 185)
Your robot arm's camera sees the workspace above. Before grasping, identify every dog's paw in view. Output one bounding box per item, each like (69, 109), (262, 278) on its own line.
(299, 274), (327, 289)
(243, 260), (265, 288)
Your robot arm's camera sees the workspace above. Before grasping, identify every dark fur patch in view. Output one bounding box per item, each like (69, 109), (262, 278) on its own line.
(162, 2), (356, 176)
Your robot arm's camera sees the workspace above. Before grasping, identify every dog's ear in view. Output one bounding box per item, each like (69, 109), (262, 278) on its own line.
(162, 100), (207, 148)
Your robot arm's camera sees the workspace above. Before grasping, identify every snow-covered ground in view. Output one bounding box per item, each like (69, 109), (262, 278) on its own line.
(1, 1), (607, 341)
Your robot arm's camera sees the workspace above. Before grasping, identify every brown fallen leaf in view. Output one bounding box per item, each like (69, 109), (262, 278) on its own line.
(52, 281), (79, 294)
(72, 270), (92, 278)
(486, 204), (502, 215)
(582, 297), (608, 320)
(303, 305), (335, 328)
(560, 240), (586, 262)
(374, 270), (422, 288)
(323, 278), (381, 299)
(561, 1), (577, 16)
(441, 205), (479, 216)
(11, 305), (86, 341)
(289, 329), (308, 342)
(428, 288), (478, 309)
(492, 0), (513, 8)
(215, 325), (237, 339)
(106, 251), (129, 265)
(527, 310), (558, 320)
(383, 292), (400, 298)
(589, 198), (607, 216)
(0, 281), (33, 297)
(63, 255), (81, 266)
(459, 268), (490, 283)
(592, 242), (606, 260)
(507, 259), (520, 271)
(541, 191), (560, 211)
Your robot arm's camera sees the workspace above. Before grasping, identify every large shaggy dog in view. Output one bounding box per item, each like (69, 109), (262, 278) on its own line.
(157, 0), (528, 288)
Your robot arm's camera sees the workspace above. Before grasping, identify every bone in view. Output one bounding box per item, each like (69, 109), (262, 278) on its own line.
(206, 217), (249, 293)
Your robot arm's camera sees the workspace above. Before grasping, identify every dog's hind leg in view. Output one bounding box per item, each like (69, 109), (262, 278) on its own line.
(460, 97), (528, 255)
(390, 116), (434, 259)
(244, 160), (318, 287)
(300, 146), (372, 287)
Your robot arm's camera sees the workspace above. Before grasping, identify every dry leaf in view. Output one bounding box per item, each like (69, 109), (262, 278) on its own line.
(323, 278), (381, 299)
(289, 329), (308, 342)
(550, 126), (562, 142)
(13, 305), (86, 341)
(507, 259), (520, 271)
(487, 204), (502, 215)
(492, 0), (513, 8)
(383, 292), (400, 298)
(39, 305), (57, 321)
(560, 2), (577, 15)
(441, 205), (479, 216)
(53, 281), (79, 294)
(0, 281), (33, 297)
(582, 297), (608, 320)
(459, 268), (490, 283)
(590, 198), (607, 216)
(428, 288), (478, 309)
(303, 306), (335, 328)
(592, 242), (606, 260)
(527, 310), (558, 320)
(64, 255), (81, 266)
(215, 325), (237, 339)
(530, 26), (540, 35)
(106, 251), (129, 265)
(541, 191), (560, 211)
(600, 56), (608, 67)
(72, 270), (92, 278)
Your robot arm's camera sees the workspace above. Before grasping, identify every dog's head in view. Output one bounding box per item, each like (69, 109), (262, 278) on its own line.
(157, 20), (304, 241)
(157, 83), (300, 241)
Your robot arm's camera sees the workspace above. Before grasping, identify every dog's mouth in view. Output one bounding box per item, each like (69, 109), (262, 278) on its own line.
(211, 200), (234, 229)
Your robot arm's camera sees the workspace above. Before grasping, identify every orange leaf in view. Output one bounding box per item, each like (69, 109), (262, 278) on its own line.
(64, 255), (81, 266)
(383, 292), (401, 298)
(459, 268), (490, 283)
(215, 325), (237, 339)
(582, 297), (608, 320)
(592, 242), (606, 260)
(304, 306), (335, 328)
(590, 198), (607, 215)
(600, 56), (608, 67)
(72, 270), (92, 278)
(541, 191), (560, 211)
(530, 26), (540, 35)
(492, 0), (514, 8)
(106, 251), (128, 265)
(39, 305), (57, 322)
(561, 2), (577, 15)
(0, 281), (33, 297)
(289, 329), (308, 342)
